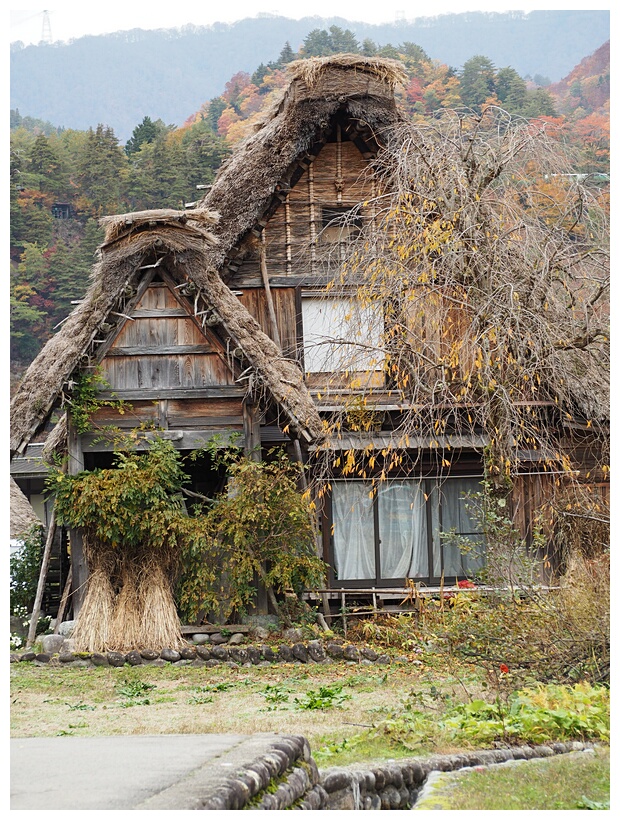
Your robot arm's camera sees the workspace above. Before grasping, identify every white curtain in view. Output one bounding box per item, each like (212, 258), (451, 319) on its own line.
(378, 481), (428, 579)
(302, 297), (384, 373)
(332, 481), (375, 580)
(440, 478), (486, 576)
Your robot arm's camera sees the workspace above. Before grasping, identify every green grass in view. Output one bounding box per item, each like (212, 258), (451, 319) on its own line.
(413, 746), (610, 810)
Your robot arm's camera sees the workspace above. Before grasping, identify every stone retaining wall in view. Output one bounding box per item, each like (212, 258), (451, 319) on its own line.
(10, 637), (406, 669)
(317, 741), (591, 810)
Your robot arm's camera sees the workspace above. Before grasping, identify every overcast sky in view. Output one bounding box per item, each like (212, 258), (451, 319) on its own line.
(9, 2), (612, 46)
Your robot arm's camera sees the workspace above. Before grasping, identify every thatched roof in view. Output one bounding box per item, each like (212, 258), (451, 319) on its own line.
(10, 57), (407, 459)
(10, 477), (41, 538)
(197, 55), (407, 270)
(10, 208), (322, 457)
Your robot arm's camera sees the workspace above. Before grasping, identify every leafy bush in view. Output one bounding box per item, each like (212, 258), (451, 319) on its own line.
(371, 682), (609, 751)
(177, 450), (326, 623)
(294, 684), (351, 710)
(10, 525), (44, 614)
(441, 683), (609, 745)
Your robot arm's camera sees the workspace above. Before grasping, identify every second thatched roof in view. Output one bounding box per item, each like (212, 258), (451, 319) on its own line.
(10, 207), (323, 457)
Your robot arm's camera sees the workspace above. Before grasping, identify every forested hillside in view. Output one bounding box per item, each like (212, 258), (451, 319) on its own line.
(10, 29), (610, 385)
(10, 10), (609, 141)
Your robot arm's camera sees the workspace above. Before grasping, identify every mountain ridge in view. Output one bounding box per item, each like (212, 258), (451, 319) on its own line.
(11, 10), (609, 141)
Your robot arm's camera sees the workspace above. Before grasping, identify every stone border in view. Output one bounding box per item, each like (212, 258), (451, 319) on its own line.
(10, 638), (411, 669)
(317, 741), (593, 810)
(134, 733), (320, 810)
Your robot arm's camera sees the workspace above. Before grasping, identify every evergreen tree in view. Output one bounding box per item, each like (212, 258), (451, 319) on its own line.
(278, 41), (295, 64)
(496, 67), (528, 114)
(77, 124), (129, 214)
(301, 29), (333, 57)
(377, 44), (401, 59)
(328, 26), (359, 54)
(126, 116), (169, 156)
(251, 63), (270, 86)
(459, 55), (497, 111)
(361, 38), (377, 57)
(206, 97), (227, 132)
(182, 120), (229, 196)
(522, 88), (558, 118)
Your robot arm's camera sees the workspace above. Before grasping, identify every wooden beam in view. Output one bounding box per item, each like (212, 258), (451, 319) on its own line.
(96, 387), (247, 401)
(67, 418), (87, 618)
(53, 567), (73, 634)
(106, 344), (213, 357)
(25, 514), (56, 649)
(81, 429), (245, 452)
(243, 403), (262, 461)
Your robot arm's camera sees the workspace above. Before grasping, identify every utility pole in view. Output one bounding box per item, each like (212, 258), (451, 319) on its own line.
(41, 10), (52, 44)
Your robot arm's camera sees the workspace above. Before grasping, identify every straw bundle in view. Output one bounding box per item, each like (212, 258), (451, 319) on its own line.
(71, 566), (115, 653)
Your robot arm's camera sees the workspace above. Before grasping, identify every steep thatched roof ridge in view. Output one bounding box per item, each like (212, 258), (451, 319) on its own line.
(198, 55), (406, 269)
(10, 207), (322, 457)
(10, 477), (41, 538)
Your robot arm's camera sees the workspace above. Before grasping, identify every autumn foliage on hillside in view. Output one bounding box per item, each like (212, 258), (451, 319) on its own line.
(10, 27), (609, 378)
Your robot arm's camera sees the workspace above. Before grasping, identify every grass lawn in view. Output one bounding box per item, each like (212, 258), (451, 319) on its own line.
(10, 660), (477, 760)
(414, 746), (610, 810)
(10, 653), (610, 810)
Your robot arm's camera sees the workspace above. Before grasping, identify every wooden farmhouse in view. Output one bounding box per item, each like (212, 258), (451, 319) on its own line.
(10, 56), (609, 620)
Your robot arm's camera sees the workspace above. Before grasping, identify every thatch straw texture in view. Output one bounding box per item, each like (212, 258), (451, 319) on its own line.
(10, 477), (41, 538)
(10, 206), (322, 456)
(71, 566), (115, 653)
(197, 55), (406, 270)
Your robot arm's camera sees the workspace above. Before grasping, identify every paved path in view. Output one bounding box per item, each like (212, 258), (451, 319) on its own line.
(11, 733), (292, 810)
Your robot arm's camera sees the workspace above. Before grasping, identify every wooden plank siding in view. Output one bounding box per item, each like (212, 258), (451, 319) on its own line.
(99, 282), (237, 393)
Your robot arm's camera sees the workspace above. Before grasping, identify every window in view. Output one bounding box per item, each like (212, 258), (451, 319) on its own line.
(320, 206), (362, 244)
(301, 297), (384, 374)
(330, 477), (486, 584)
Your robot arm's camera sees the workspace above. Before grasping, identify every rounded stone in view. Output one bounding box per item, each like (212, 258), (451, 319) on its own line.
(325, 642), (344, 659)
(283, 627), (303, 643)
(210, 645), (228, 660)
(192, 634), (210, 645)
(307, 640), (326, 662)
(58, 652), (77, 663)
(361, 646), (379, 661)
(125, 650), (143, 666)
(246, 646), (261, 665)
(204, 659), (220, 667)
(343, 645), (360, 662)
(229, 647), (247, 664)
(91, 653), (109, 667)
(260, 645), (277, 662)
(180, 646), (197, 660)
(196, 645), (211, 660)
(278, 645), (294, 662)
(20, 652), (37, 662)
(228, 633), (245, 645)
(140, 649), (159, 661)
(209, 632), (228, 645)
(292, 643), (309, 663)
(57, 620), (76, 637)
(106, 651), (126, 667)
(41, 634), (65, 655)
(35, 653), (51, 663)
(160, 648), (181, 663)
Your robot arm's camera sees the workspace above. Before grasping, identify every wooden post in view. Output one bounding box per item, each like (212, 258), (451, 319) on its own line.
(67, 418), (88, 617)
(243, 402), (269, 615)
(259, 235), (282, 349)
(53, 566), (73, 633)
(25, 515), (56, 649)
